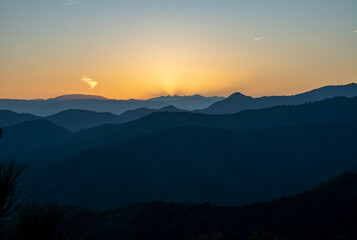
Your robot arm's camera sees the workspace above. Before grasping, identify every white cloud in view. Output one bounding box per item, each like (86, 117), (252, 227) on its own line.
(353, 30), (357, 33)
(81, 76), (98, 89)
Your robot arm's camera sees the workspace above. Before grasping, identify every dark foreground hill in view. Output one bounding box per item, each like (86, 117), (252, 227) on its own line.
(200, 83), (357, 114)
(56, 173), (357, 240)
(24, 120), (357, 210)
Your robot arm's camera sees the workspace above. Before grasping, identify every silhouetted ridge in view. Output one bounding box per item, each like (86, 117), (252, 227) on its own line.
(0, 110), (39, 127)
(228, 92), (251, 99)
(148, 95), (225, 110)
(56, 173), (357, 240)
(159, 105), (182, 111)
(5, 96), (357, 161)
(49, 94), (108, 100)
(46, 109), (119, 131)
(201, 82), (357, 114)
(1, 83), (356, 115)
(0, 119), (72, 158)
(24, 120), (357, 210)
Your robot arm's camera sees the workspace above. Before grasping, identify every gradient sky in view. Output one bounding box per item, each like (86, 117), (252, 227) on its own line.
(0, 0), (356, 99)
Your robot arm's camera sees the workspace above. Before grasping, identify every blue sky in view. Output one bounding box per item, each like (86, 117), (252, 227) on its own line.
(1, 0), (356, 99)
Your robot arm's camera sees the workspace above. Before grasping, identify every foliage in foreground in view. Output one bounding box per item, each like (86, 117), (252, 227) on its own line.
(0, 159), (26, 225)
(13, 200), (64, 240)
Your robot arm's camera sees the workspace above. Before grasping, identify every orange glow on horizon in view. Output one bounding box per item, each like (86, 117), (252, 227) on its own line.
(0, 1), (356, 100)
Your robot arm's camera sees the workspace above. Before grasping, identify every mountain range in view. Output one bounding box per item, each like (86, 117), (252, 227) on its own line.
(0, 105), (186, 132)
(22, 120), (357, 210)
(0, 83), (357, 234)
(0, 94), (222, 116)
(1, 83), (356, 116)
(199, 83), (357, 114)
(1, 96), (355, 211)
(148, 94), (224, 110)
(1, 83), (357, 132)
(2, 96), (356, 161)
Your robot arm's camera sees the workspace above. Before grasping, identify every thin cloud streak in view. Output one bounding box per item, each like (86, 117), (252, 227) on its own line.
(353, 30), (357, 33)
(254, 36), (266, 41)
(64, 0), (76, 6)
(81, 76), (98, 89)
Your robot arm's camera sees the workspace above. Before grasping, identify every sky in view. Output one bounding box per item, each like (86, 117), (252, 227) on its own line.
(0, 0), (356, 99)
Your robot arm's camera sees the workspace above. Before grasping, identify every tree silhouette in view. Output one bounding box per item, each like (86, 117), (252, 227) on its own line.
(250, 230), (271, 240)
(0, 128), (64, 239)
(331, 235), (347, 240)
(1, 128), (25, 237)
(0, 127), (27, 228)
(13, 200), (64, 240)
(187, 233), (223, 240)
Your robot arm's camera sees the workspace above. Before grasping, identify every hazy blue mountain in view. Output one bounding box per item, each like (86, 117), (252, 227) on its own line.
(0, 98), (167, 116)
(1, 84), (356, 116)
(0, 106), (187, 132)
(0, 119), (73, 159)
(116, 105), (186, 124)
(200, 83), (357, 114)
(46, 109), (119, 132)
(0, 94), (221, 116)
(50, 96), (357, 160)
(46, 106), (186, 131)
(48, 94), (108, 101)
(149, 94), (225, 110)
(0, 110), (39, 127)
(24, 121), (357, 210)
(4, 96), (357, 161)
(57, 173), (357, 240)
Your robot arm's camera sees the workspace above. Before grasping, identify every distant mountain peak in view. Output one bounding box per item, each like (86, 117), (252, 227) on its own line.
(159, 105), (181, 111)
(228, 92), (251, 99)
(200, 83), (357, 114)
(149, 94), (223, 101)
(149, 95), (184, 101)
(49, 94), (107, 101)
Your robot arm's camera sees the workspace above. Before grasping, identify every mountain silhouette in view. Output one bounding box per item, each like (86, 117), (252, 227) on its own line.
(0, 98), (167, 116)
(116, 105), (186, 124)
(0, 94), (222, 116)
(0, 119), (72, 159)
(24, 120), (357, 210)
(2, 83), (356, 116)
(1, 91), (357, 239)
(0, 110), (39, 127)
(46, 109), (119, 131)
(200, 83), (357, 114)
(0, 106), (187, 132)
(3, 96), (357, 161)
(48, 94), (108, 101)
(57, 173), (357, 240)
(149, 95), (225, 110)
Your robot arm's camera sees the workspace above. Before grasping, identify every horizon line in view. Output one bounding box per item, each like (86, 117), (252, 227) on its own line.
(0, 82), (355, 101)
